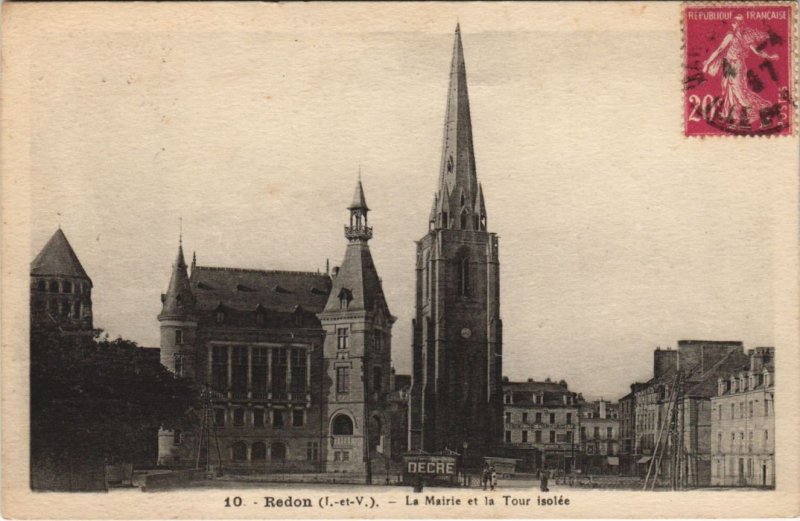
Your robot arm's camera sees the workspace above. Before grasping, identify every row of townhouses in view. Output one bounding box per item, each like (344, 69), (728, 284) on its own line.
(500, 379), (619, 475)
(617, 342), (775, 488)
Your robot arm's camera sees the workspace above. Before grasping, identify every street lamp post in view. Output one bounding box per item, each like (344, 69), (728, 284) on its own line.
(462, 441), (469, 486)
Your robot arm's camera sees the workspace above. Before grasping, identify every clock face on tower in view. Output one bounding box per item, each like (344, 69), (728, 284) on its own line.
(460, 327), (472, 339)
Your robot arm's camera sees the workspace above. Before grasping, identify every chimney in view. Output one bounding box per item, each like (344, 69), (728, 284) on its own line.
(654, 347), (678, 379)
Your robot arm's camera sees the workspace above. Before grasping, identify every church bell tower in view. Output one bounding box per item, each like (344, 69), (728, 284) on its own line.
(409, 25), (503, 465)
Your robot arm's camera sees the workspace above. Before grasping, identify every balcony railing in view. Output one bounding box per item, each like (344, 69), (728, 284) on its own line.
(331, 436), (354, 449)
(345, 224), (373, 241)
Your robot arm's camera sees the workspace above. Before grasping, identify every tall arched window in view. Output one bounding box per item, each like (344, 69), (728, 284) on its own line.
(457, 256), (470, 297)
(231, 441), (247, 461)
(332, 414), (354, 435)
(251, 442), (266, 461)
(270, 442), (286, 461)
(423, 252), (430, 301)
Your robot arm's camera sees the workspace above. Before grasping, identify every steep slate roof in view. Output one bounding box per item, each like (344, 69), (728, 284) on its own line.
(503, 381), (568, 393)
(159, 243), (195, 319)
(686, 349), (750, 398)
(190, 266), (331, 314)
(348, 179), (369, 211)
(323, 242), (388, 314)
(30, 229), (91, 281)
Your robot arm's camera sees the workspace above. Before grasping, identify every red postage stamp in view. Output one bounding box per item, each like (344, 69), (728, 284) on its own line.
(684, 2), (796, 136)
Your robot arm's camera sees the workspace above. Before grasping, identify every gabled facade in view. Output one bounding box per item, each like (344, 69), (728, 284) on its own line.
(410, 24), (503, 466)
(157, 180), (395, 479)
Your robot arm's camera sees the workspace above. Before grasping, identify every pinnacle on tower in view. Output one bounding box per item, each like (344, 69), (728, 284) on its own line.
(431, 24), (483, 231)
(344, 176), (373, 242)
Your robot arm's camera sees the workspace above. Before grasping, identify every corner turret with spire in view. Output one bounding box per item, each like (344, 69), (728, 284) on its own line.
(158, 236), (196, 321)
(318, 175), (396, 474)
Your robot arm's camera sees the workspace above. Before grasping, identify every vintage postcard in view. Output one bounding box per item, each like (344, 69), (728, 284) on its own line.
(2, 2), (799, 519)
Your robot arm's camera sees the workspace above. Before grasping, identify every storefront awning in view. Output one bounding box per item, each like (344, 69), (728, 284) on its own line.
(637, 456), (651, 464)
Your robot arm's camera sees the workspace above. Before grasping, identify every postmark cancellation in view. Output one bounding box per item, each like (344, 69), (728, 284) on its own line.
(683, 2), (797, 136)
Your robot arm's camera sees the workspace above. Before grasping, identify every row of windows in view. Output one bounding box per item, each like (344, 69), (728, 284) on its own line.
(210, 346), (308, 396)
(34, 279), (89, 295)
(212, 309), (306, 327)
(713, 457), (770, 480)
(717, 398), (771, 420)
(721, 372), (771, 394)
(32, 299), (89, 318)
(504, 430), (574, 444)
(716, 430), (771, 453)
(503, 393), (577, 406)
(213, 407), (305, 428)
(580, 426), (615, 440)
(505, 411), (573, 425)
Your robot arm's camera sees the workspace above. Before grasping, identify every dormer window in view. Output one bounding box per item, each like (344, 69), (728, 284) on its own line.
(255, 304), (266, 326)
(215, 310), (225, 324)
(338, 288), (353, 310)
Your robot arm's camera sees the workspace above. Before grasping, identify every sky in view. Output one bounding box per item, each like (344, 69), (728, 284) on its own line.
(25, 4), (788, 400)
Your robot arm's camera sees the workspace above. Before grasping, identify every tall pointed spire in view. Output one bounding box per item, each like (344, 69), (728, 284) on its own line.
(159, 237), (195, 319)
(433, 24), (482, 231)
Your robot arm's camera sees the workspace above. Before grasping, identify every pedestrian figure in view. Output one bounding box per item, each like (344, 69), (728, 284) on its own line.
(490, 466), (497, 491)
(481, 464), (489, 491)
(540, 471), (549, 492)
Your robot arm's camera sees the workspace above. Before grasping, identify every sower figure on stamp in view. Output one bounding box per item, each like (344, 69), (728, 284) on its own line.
(702, 14), (779, 124)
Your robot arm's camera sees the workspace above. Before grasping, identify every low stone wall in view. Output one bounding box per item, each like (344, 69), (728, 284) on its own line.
(143, 469), (207, 491)
(218, 472), (368, 485)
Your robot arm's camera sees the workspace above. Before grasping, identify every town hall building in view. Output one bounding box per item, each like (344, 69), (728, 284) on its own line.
(157, 180), (397, 478)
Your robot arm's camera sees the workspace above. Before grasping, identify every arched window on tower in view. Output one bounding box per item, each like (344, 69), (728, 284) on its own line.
(332, 414), (354, 435)
(457, 256), (470, 297)
(423, 252), (430, 301)
(460, 210), (468, 230)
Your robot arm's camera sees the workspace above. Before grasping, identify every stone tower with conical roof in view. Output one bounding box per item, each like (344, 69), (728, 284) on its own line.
(410, 25), (503, 464)
(157, 237), (198, 465)
(30, 228), (94, 336)
(318, 178), (396, 475)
